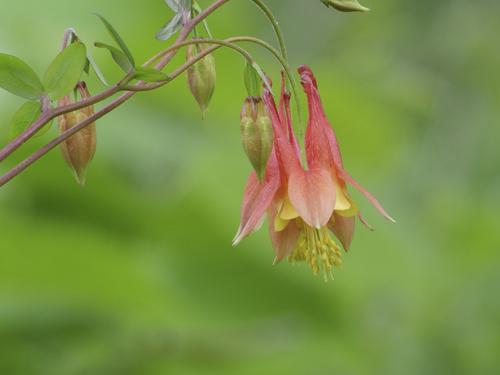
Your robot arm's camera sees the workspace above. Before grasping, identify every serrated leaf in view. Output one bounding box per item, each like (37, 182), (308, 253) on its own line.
(244, 61), (260, 97)
(95, 42), (134, 73)
(0, 54), (44, 100)
(133, 68), (169, 83)
(95, 14), (135, 67)
(156, 13), (183, 41)
(43, 42), (87, 100)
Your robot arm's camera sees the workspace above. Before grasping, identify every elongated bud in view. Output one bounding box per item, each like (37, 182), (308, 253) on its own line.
(240, 97), (273, 181)
(187, 41), (216, 117)
(58, 83), (96, 186)
(321, 0), (370, 12)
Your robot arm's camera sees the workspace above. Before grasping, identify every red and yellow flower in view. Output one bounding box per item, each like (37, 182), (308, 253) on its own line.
(233, 66), (394, 280)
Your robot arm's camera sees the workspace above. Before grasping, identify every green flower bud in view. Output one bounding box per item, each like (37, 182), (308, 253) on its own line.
(321, 0), (370, 12)
(187, 41), (216, 117)
(58, 84), (96, 186)
(240, 97), (274, 181)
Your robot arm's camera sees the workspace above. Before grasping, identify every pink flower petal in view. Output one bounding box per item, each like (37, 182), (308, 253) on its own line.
(232, 152), (281, 245)
(263, 90), (301, 175)
(340, 170), (396, 223)
(269, 209), (300, 263)
(358, 211), (374, 231)
(288, 167), (336, 229)
(299, 65), (345, 172)
(279, 72), (301, 159)
(328, 213), (355, 251)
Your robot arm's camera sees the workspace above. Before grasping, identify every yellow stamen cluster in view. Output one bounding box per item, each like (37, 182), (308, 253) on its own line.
(288, 222), (342, 281)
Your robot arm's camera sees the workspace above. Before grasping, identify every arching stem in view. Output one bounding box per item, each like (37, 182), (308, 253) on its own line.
(249, 0), (288, 62)
(145, 37), (301, 120)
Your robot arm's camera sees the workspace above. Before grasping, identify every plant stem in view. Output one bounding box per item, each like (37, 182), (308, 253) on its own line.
(137, 36), (301, 121)
(0, 0), (303, 187)
(249, 0), (288, 62)
(147, 38), (255, 73)
(0, 93), (130, 188)
(0, 85), (122, 162)
(61, 28), (76, 50)
(247, 0), (303, 126)
(1, 0), (297, 168)
(156, 0), (231, 68)
(230, 36), (301, 123)
(0, 0), (232, 187)
(120, 39), (253, 91)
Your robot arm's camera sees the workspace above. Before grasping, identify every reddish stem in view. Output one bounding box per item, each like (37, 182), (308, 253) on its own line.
(0, 0), (231, 187)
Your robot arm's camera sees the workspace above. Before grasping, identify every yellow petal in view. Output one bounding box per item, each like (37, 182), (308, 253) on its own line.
(274, 214), (290, 232)
(280, 197), (300, 220)
(337, 199), (359, 217)
(333, 174), (351, 211)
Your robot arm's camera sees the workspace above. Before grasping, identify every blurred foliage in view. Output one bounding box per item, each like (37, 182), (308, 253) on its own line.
(1, 0), (499, 374)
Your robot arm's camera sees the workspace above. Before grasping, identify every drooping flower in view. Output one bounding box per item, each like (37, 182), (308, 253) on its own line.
(233, 66), (394, 280)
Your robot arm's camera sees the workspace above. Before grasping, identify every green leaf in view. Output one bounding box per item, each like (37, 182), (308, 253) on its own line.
(192, 1), (213, 38)
(43, 42), (87, 100)
(251, 62), (272, 94)
(0, 54), (44, 99)
(244, 61), (260, 97)
(165, 0), (181, 12)
(165, 0), (192, 12)
(34, 118), (54, 138)
(133, 68), (169, 82)
(9, 101), (40, 139)
(95, 42), (134, 73)
(95, 14), (135, 66)
(63, 28), (109, 86)
(321, 0), (370, 12)
(85, 52), (110, 86)
(9, 100), (54, 139)
(156, 13), (183, 41)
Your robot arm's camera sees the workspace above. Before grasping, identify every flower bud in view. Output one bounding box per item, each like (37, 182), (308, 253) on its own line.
(321, 0), (370, 12)
(240, 97), (273, 181)
(187, 41), (216, 117)
(58, 83), (96, 186)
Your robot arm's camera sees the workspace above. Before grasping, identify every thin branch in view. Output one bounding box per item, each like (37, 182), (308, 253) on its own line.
(131, 36), (301, 123)
(0, 85), (122, 162)
(0, 0), (232, 187)
(0, 93), (131, 188)
(126, 38), (257, 91)
(249, 0), (288, 62)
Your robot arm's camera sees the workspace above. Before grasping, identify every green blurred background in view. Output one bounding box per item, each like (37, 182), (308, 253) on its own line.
(1, 0), (499, 374)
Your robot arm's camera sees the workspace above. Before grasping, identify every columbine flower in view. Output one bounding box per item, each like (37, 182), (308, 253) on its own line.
(233, 66), (394, 280)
